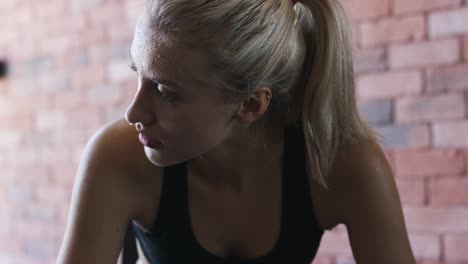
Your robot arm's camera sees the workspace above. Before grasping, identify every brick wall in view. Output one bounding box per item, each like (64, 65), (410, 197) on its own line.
(0, 0), (467, 263)
(313, 0), (468, 263)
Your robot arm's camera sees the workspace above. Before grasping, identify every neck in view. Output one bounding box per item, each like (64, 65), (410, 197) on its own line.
(188, 124), (285, 193)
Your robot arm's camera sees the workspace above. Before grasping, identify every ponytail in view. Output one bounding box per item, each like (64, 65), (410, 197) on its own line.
(294, 0), (379, 189)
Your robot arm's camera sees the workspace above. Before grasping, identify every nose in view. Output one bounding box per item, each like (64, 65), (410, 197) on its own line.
(124, 85), (155, 126)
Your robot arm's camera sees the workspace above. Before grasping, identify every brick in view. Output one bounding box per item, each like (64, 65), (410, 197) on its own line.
(465, 36), (468, 62)
(21, 239), (57, 260)
(334, 256), (355, 264)
(72, 27), (108, 50)
(429, 177), (468, 206)
(315, 231), (352, 256)
(429, 7), (468, 38)
(390, 39), (460, 69)
(35, 0), (66, 20)
(20, 131), (51, 149)
(0, 0), (16, 11)
(417, 261), (443, 264)
(433, 121), (468, 147)
(395, 179), (425, 205)
(465, 149), (468, 172)
(63, 50), (90, 68)
(0, 95), (15, 117)
(38, 35), (76, 54)
(0, 27), (16, 49)
(394, 149), (465, 178)
(104, 104), (129, 123)
(354, 48), (386, 74)
(50, 164), (77, 188)
(38, 71), (71, 92)
(404, 206), (468, 232)
(70, 0), (103, 11)
(39, 147), (75, 164)
(0, 149), (40, 165)
(70, 64), (106, 89)
(0, 112), (33, 131)
(32, 16), (86, 39)
(88, 5), (124, 27)
(357, 99), (392, 125)
(105, 43), (131, 62)
(374, 124), (430, 149)
(12, 221), (57, 241)
(0, 131), (21, 149)
(357, 71), (422, 100)
(361, 16), (425, 47)
(465, 91), (468, 117)
(86, 84), (122, 105)
(408, 233), (441, 260)
(9, 41), (39, 61)
(394, 0), (462, 15)
(426, 65), (468, 93)
(36, 111), (67, 131)
(54, 89), (84, 109)
(10, 56), (54, 79)
(311, 256), (333, 264)
(345, 0), (391, 21)
(13, 166), (49, 185)
(395, 94), (465, 123)
(65, 107), (103, 129)
(108, 22), (135, 43)
(444, 234), (468, 261)
(20, 204), (57, 223)
(15, 93), (53, 112)
(10, 78), (36, 96)
(351, 22), (361, 48)
(108, 60), (137, 83)
(125, 0), (146, 25)
(4, 7), (33, 28)
(36, 186), (69, 207)
(5, 182), (34, 203)
(50, 128), (94, 146)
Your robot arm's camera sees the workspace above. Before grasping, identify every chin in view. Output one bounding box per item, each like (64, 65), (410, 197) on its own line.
(143, 145), (189, 167)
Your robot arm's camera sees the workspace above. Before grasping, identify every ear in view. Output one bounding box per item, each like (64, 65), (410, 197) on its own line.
(235, 86), (272, 127)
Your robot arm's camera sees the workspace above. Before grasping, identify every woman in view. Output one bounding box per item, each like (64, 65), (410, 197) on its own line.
(57, 0), (416, 263)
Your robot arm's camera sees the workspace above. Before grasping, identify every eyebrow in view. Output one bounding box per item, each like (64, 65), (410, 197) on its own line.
(128, 49), (184, 90)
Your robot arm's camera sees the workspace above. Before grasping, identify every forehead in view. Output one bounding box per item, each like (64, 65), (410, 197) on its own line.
(130, 22), (209, 86)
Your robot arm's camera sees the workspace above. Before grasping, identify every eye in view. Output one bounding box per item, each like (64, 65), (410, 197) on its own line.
(155, 86), (177, 103)
(128, 62), (137, 72)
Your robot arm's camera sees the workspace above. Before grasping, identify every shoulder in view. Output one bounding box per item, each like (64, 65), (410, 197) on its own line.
(311, 138), (415, 262)
(333, 138), (392, 190)
(57, 119), (163, 262)
(310, 138), (394, 229)
(87, 118), (161, 175)
(80, 118), (163, 217)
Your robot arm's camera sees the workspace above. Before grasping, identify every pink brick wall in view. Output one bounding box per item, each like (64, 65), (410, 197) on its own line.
(0, 0), (467, 263)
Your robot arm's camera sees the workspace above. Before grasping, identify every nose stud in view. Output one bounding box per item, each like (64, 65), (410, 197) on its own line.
(135, 123), (143, 132)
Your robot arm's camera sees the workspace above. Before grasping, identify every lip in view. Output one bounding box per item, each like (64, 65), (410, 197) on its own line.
(139, 132), (162, 149)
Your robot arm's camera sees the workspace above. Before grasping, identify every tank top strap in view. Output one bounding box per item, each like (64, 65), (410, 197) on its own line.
(151, 161), (190, 236)
(282, 124), (323, 238)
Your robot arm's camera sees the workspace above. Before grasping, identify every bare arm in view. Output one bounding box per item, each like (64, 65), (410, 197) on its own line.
(57, 122), (141, 263)
(331, 140), (416, 263)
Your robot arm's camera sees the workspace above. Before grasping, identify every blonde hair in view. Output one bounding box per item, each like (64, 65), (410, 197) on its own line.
(143, 0), (380, 188)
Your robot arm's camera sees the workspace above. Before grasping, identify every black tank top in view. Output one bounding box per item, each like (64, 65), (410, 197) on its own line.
(131, 124), (324, 263)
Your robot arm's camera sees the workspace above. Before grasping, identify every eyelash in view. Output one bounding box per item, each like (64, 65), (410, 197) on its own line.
(128, 62), (177, 103)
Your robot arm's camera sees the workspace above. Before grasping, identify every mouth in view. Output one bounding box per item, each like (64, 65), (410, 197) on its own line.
(139, 133), (163, 149)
